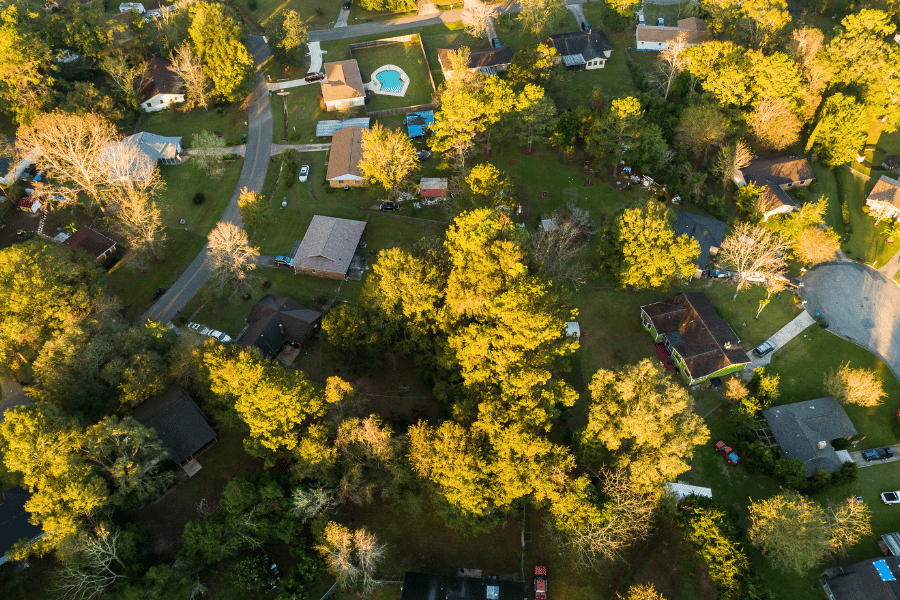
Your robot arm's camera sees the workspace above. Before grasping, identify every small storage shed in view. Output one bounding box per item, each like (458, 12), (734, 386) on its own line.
(566, 321), (580, 337)
(420, 177), (449, 197)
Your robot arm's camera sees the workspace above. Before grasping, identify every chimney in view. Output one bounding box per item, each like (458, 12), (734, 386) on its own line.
(818, 441), (827, 450)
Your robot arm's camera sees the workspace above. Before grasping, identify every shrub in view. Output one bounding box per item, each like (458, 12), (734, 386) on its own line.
(841, 198), (852, 234)
(742, 440), (775, 476)
(831, 438), (851, 450)
(795, 187), (809, 202)
(248, 0), (258, 9)
(315, 6), (324, 15)
(830, 461), (859, 486)
(221, 153), (239, 160)
(773, 456), (807, 490)
(230, 556), (267, 590)
(192, 192), (206, 205)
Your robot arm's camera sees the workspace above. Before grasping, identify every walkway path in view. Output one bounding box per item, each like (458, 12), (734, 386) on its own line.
(270, 143), (331, 154)
(744, 310), (815, 376)
(142, 35), (274, 325)
(418, 0), (441, 16)
(879, 246), (900, 280)
(801, 261), (900, 384)
(308, 41), (324, 73)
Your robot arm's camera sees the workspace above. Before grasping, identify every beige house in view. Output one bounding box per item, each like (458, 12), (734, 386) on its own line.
(636, 17), (711, 51)
(140, 57), (184, 112)
(321, 60), (366, 112)
(292, 215), (366, 280)
(326, 126), (365, 188)
(737, 155), (815, 221)
(865, 175), (900, 221)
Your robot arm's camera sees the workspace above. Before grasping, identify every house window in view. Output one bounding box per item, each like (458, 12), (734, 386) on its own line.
(785, 182), (793, 188)
(799, 179), (806, 185)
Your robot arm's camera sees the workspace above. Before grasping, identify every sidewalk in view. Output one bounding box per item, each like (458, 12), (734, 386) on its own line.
(879, 246), (900, 280)
(270, 143), (331, 154)
(744, 310), (815, 377)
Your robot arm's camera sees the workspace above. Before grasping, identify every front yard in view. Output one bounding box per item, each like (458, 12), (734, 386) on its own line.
(139, 105), (247, 147)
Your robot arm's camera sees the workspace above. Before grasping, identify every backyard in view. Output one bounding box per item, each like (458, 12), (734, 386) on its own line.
(351, 39), (436, 112)
(139, 105), (247, 147)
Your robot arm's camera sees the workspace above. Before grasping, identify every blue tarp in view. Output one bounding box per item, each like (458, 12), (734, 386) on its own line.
(406, 111), (434, 138)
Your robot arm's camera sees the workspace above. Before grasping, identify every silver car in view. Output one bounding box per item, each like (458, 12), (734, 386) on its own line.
(752, 340), (775, 358)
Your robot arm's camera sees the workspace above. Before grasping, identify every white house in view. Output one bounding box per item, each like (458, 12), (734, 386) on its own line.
(636, 17), (711, 51)
(101, 132), (183, 181)
(139, 57), (184, 112)
(119, 2), (145, 12)
(321, 60), (366, 112)
(865, 175), (900, 222)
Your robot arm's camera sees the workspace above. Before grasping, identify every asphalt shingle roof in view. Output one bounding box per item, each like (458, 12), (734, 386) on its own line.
(546, 30), (614, 63)
(824, 556), (900, 600)
(293, 215), (366, 277)
(674, 211), (726, 271)
(131, 386), (217, 464)
(237, 295), (321, 357)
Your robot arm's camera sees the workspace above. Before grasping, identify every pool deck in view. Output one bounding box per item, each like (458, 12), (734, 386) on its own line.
(366, 64), (410, 97)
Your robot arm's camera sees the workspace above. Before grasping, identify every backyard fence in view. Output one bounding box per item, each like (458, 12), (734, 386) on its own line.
(366, 102), (437, 117)
(348, 34), (419, 51)
(350, 33), (438, 117)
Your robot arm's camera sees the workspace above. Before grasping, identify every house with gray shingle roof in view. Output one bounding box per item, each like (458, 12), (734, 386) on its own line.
(865, 175), (900, 222)
(545, 30), (614, 70)
(636, 17), (711, 51)
(292, 215), (366, 280)
(736, 154), (815, 221)
(131, 386), (217, 465)
(762, 397), (857, 477)
(674, 211), (726, 278)
(823, 555), (900, 599)
(237, 295), (322, 357)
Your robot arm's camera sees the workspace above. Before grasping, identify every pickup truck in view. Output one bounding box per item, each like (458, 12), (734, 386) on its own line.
(882, 492), (900, 505)
(534, 566), (547, 600)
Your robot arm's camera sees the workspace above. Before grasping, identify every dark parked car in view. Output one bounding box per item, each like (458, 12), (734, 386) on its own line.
(417, 149), (432, 162)
(492, 38), (501, 48)
(581, 21), (591, 32)
(752, 340), (775, 358)
(342, 0), (350, 8)
(265, 562), (282, 592)
(304, 72), (324, 82)
(878, 447), (895, 460)
(863, 449), (880, 461)
(274, 255), (293, 267)
(380, 201), (400, 211)
(153, 287), (166, 300)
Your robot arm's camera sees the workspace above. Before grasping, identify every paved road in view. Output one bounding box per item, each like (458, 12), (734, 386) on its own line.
(0, 379), (31, 423)
(142, 35), (274, 325)
(801, 261), (900, 384)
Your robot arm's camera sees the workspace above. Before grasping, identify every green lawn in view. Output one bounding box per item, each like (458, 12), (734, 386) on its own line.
(703, 281), (804, 350)
(108, 159), (244, 319)
(139, 105), (247, 147)
(351, 40), (436, 112)
(233, 0), (336, 30)
(810, 162), (843, 235)
(836, 165), (900, 266)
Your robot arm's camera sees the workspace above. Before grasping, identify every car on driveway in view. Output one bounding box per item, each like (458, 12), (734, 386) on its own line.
(715, 441), (741, 466)
(304, 72), (324, 82)
(753, 340), (775, 358)
(187, 322), (232, 343)
(879, 447), (895, 460)
(492, 38), (501, 48)
(863, 449), (880, 461)
(274, 255), (293, 267)
(380, 201), (400, 211)
(298, 165), (310, 182)
(342, 0), (350, 8)
(534, 566), (547, 600)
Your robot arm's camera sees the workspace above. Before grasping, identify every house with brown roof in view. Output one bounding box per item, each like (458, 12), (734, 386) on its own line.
(140, 57), (184, 112)
(636, 17), (711, 51)
(326, 126), (365, 187)
(736, 154), (815, 221)
(865, 175), (900, 222)
(437, 46), (515, 78)
(292, 215), (366, 279)
(641, 292), (751, 385)
(237, 295), (322, 357)
(545, 30), (614, 70)
(63, 227), (117, 261)
(321, 59), (366, 112)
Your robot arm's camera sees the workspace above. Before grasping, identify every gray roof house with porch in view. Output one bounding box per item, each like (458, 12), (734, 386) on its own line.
(237, 295), (322, 357)
(292, 215), (366, 280)
(546, 30), (614, 70)
(823, 555), (900, 600)
(762, 397), (857, 477)
(132, 386), (217, 464)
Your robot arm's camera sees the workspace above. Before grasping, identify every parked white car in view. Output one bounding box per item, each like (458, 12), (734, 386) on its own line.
(187, 322), (232, 343)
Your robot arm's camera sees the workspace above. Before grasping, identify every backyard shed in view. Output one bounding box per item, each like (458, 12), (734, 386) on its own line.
(419, 177), (448, 197)
(63, 227), (117, 261)
(566, 322), (580, 337)
(131, 386), (217, 465)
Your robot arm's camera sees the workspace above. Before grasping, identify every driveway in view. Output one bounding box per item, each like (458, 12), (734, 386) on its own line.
(566, 3), (586, 27)
(142, 35), (274, 325)
(744, 310), (815, 375)
(800, 261), (900, 383)
(0, 379), (31, 422)
(335, 7), (350, 27)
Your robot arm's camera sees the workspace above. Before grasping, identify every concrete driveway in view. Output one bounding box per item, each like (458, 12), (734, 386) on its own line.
(801, 262), (900, 383)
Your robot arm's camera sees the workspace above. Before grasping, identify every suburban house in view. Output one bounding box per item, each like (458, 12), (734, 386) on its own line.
(102, 132), (183, 181)
(326, 126), (365, 187)
(640, 292), (751, 385)
(823, 555), (900, 600)
(292, 215), (366, 280)
(674, 211), (727, 278)
(762, 397), (857, 477)
(736, 154), (815, 221)
(139, 56), (184, 112)
(315, 117), (370, 138)
(420, 177), (448, 197)
(63, 227), (117, 261)
(436, 46), (514, 78)
(636, 17), (711, 51)
(865, 175), (900, 221)
(131, 386), (217, 466)
(0, 486), (43, 566)
(0, 150), (40, 187)
(237, 295), (322, 358)
(400, 572), (526, 600)
(545, 30), (614, 70)
(321, 59), (366, 112)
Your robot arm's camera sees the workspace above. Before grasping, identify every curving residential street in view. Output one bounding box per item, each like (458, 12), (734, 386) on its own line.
(800, 261), (900, 383)
(142, 35), (273, 324)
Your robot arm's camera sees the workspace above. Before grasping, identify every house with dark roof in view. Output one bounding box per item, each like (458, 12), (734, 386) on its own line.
(293, 215), (366, 280)
(436, 46), (514, 78)
(641, 292), (751, 385)
(865, 175), (900, 222)
(322, 60), (366, 112)
(326, 126), (365, 187)
(0, 486), (43, 565)
(140, 57), (184, 112)
(823, 555), (900, 600)
(675, 211), (727, 278)
(636, 17), (711, 51)
(762, 397), (857, 477)
(237, 295), (322, 357)
(399, 572), (527, 600)
(737, 154), (815, 221)
(545, 30), (614, 70)
(131, 386), (217, 465)
(63, 227), (117, 261)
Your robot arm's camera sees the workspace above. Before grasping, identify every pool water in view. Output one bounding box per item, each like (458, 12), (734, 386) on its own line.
(376, 70), (403, 93)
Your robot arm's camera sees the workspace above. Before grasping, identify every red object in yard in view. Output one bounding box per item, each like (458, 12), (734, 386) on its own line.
(419, 177), (448, 197)
(534, 566), (548, 600)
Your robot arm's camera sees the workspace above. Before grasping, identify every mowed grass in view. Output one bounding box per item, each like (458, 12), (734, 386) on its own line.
(108, 159), (244, 319)
(811, 162), (844, 235)
(351, 40), (436, 112)
(837, 165), (900, 266)
(703, 281), (804, 350)
(233, 0), (336, 29)
(139, 105), (247, 147)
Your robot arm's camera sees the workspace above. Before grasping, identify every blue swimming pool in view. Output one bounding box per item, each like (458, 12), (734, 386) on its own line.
(376, 70), (403, 93)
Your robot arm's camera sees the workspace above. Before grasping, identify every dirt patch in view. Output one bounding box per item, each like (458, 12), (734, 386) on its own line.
(625, 521), (716, 600)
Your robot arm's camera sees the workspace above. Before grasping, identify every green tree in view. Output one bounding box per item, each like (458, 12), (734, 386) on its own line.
(580, 359), (710, 486)
(190, 130), (226, 177)
(684, 41), (752, 106)
(506, 43), (564, 92)
(749, 491), (871, 573)
(806, 92), (868, 167)
(358, 122), (418, 200)
(676, 102), (730, 160)
(0, 19), (52, 123)
(517, 0), (564, 37)
(515, 84), (557, 153)
(739, 0), (791, 49)
(601, 200), (701, 289)
(0, 240), (114, 380)
(188, 2), (252, 101)
(465, 163), (515, 208)
(237, 186), (273, 240)
(321, 303), (386, 374)
(358, 0), (416, 11)
(270, 9), (308, 66)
